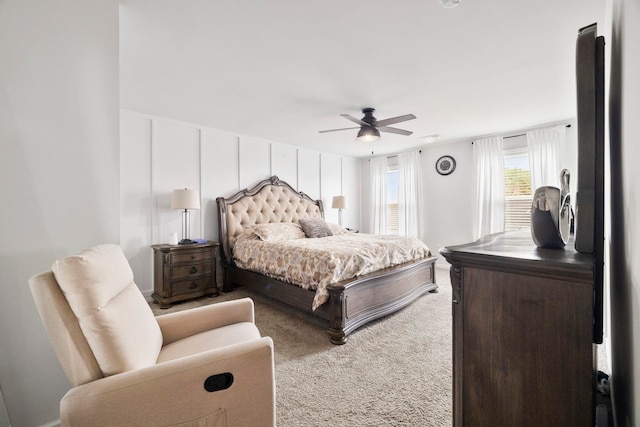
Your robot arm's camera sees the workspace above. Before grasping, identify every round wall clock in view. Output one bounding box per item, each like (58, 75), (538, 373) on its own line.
(436, 155), (456, 175)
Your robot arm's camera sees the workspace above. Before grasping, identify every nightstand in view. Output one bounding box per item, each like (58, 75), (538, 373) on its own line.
(151, 241), (219, 308)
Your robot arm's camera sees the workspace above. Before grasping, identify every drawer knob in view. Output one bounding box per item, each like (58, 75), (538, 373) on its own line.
(191, 254), (197, 259)
(189, 282), (198, 290)
(190, 266), (198, 274)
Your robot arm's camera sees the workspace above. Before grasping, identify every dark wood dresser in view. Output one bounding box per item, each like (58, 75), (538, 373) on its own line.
(440, 231), (596, 426)
(151, 241), (219, 308)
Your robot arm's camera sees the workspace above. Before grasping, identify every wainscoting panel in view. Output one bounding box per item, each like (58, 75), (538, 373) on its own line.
(342, 156), (362, 230)
(271, 142), (298, 187)
(321, 152), (342, 225)
(153, 120), (201, 246)
(297, 148), (321, 200)
(201, 128), (239, 241)
(239, 136), (271, 189)
(120, 110), (361, 295)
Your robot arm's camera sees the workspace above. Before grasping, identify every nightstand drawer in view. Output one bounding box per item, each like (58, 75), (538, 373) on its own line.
(151, 241), (220, 309)
(171, 277), (211, 296)
(172, 250), (212, 264)
(171, 262), (212, 280)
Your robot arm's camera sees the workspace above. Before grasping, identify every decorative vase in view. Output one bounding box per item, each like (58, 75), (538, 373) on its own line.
(531, 169), (573, 249)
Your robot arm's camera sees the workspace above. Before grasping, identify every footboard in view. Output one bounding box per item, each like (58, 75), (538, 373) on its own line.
(326, 256), (438, 345)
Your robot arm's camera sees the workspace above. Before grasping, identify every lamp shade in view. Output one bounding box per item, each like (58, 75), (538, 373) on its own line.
(332, 195), (347, 210)
(171, 189), (200, 210)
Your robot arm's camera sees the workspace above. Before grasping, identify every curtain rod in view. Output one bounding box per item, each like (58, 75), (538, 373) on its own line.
(473, 123), (572, 143)
(502, 124), (571, 140)
(369, 149), (422, 161)
(386, 150), (422, 159)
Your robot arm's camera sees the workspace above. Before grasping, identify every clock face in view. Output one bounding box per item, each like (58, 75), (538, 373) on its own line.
(436, 155), (456, 176)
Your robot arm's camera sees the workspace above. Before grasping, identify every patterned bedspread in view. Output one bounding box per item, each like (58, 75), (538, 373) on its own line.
(233, 224), (431, 310)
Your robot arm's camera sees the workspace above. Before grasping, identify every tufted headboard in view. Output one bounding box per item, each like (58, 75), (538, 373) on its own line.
(216, 176), (324, 266)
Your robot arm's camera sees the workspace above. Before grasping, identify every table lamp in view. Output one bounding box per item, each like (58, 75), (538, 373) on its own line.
(171, 188), (200, 244)
(332, 195), (347, 226)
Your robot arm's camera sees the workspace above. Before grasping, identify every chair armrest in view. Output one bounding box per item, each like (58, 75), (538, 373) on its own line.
(61, 336), (275, 427)
(156, 297), (256, 346)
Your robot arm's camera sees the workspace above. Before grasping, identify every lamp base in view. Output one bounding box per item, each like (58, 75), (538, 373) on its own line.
(178, 239), (197, 245)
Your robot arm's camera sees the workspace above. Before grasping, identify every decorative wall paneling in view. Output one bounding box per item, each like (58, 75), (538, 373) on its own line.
(297, 148), (321, 199)
(341, 156), (362, 230)
(120, 110), (361, 296)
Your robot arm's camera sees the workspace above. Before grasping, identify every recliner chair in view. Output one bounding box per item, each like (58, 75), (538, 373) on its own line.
(29, 243), (275, 426)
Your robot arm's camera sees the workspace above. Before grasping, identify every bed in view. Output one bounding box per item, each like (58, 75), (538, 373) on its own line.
(216, 175), (438, 344)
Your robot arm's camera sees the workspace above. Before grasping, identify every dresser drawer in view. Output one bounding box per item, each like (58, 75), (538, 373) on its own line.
(172, 249), (212, 264)
(171, 262), (212, 280)
(171, 276), (211, 296)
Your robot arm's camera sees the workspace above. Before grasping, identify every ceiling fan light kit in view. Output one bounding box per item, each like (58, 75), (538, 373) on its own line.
(320, 107), (416, 142)
(440, 0), (462, 8)
(420, 134), (440, 143)
(356, 126), (380, 142)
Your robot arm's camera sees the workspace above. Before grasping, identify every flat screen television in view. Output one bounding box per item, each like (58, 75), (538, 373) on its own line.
(574, 23), (605, 344)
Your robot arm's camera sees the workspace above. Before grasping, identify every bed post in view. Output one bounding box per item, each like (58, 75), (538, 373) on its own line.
(326, 287), (347, 345)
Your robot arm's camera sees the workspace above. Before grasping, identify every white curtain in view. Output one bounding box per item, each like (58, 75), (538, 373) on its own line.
(397, 151), (423, 238)
(472, 136), (505, 240)
(369, 156), (388, 234)
(527, 125), (565, 191)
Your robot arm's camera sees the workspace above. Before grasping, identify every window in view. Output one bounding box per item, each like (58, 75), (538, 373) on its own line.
(503, 137), (531, 231)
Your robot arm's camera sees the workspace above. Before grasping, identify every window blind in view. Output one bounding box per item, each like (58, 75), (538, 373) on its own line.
(504, 147), (532, 230)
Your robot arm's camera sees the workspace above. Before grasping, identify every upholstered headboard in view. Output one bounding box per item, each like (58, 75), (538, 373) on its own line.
(216, 176), (324, 266)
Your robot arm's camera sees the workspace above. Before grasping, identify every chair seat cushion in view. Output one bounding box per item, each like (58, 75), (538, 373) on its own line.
(157, 322), (261, 364)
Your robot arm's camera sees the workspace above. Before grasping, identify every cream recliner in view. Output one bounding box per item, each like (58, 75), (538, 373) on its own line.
(29, 244), (275, 427)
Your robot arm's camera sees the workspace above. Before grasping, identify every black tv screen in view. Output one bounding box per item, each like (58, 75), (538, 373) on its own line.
(574, 23), (605, 344)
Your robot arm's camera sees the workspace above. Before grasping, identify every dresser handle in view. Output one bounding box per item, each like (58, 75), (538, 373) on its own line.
(191, 254), (197, 259)
(190, 266), (198, 274)
(189, 282), (198, 290)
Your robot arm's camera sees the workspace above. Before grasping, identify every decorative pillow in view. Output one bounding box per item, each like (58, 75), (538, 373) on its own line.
(247, 223), (305, 241)
(298, 218), (333, 238)
(52, 244), (163, 377)
(327, 222), (348, 235)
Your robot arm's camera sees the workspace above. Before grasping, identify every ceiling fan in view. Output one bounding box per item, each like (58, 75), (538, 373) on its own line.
(319, 108), (416, 142)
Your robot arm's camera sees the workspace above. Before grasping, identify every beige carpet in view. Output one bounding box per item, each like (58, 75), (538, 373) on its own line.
(152, 268), (453, 426)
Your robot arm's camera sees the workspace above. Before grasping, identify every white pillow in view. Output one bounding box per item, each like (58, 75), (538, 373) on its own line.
(52, 244), (163, 376)
(326, 222), (348, 235)
(247, 223), (306, 241)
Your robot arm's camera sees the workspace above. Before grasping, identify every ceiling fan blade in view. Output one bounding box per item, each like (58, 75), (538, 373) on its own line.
(340, 114), (370, 127)
(318, 126), (360, 134)
(378, 126), (413, 136)
(374, 114), (416, 127)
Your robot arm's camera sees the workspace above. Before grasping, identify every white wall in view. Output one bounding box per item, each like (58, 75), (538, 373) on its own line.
(0, 1), (120, 426)
(421, 142), (475, 262)
(360, 125), (578, 267)
(120, 111), (362, 296)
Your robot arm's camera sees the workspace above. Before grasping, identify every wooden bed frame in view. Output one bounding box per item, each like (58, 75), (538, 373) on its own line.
(216, 176), (438, 344)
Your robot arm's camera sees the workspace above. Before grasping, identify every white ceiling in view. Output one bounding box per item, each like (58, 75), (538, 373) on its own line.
(119, 0), (605, 158)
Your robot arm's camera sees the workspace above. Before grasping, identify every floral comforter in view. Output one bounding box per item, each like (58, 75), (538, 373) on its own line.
(232, 224), (431, 310)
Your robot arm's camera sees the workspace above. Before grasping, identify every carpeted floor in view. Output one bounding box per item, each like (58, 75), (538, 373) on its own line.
(152, 267), (454, 426)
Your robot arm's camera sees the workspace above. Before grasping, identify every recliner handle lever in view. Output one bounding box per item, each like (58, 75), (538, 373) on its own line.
(204, 373), (234, 392)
